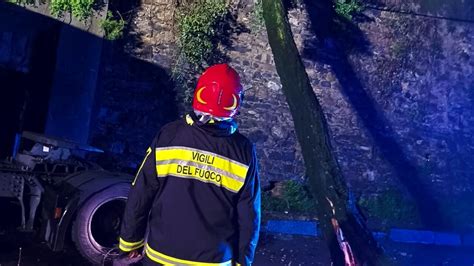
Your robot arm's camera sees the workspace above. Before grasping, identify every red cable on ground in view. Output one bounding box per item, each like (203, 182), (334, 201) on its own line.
(327, 198), (357, 266)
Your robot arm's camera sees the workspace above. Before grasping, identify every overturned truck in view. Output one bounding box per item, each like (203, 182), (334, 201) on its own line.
(0, 132), (132, 264)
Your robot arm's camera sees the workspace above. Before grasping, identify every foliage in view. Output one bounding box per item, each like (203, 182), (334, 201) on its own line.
(172, 0), (229, 107)
(50, 0), (95, 21)
(358, 189), (421, 227)
(7, 0), (35, 5)
(250, 0), (265, 32)
(100, 11), (126, 41)
(262, 181), (317, 214)
(176, 0), (228, 68)
(334, 0), (363, 20)
(49, 0), (69, 17)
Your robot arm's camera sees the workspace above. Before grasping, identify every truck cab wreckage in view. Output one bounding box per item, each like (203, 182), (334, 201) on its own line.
(0, 132), (133, 264)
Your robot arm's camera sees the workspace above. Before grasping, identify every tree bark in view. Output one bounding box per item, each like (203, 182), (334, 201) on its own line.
(262, 0), (387, 265)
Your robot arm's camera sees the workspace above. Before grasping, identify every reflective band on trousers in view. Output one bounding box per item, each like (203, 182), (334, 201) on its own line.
(145, 243), (232, 265)
(155, 146), (249, 193)
(119, 238), (144, 252)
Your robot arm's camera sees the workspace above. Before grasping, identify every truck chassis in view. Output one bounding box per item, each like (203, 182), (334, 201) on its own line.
(0, 132), (133, 264)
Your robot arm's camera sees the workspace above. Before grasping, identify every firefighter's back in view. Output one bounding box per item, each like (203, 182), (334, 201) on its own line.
(146, 115), (254, 264)
(120, 64), (261, 266)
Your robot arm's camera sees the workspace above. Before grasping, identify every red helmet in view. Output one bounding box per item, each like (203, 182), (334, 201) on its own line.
(192, 64), (243, 118)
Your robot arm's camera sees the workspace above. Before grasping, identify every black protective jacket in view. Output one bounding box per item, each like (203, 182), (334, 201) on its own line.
(119, 113), (261, 266)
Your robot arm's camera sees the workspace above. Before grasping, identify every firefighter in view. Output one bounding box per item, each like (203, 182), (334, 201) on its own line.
(118, 64), (261, 266)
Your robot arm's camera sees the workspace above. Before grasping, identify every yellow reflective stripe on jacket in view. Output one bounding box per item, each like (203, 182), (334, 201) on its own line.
(145, 243), (232, 265)
(155, 146), (249, 193)
(185, 114), (194, 125)
(132, 147), (152, 186)
(157, 159), (245, 182)
(119, 238), (144, 252)
(156, 163), (244, 193)
(155, 146), (248, 179)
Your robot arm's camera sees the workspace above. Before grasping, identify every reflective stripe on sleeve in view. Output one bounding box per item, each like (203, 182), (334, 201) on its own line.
(145, 243), (232, 265)
(132, 147), (152, 186)
(119, 238), (144, 252)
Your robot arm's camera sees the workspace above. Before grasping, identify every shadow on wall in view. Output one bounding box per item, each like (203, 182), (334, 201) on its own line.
(0, 3), (61, 158)
(90, 51), (180, 172)
(0, 2), (179, 173)
(300, 0), (449, 230)
(89, 0), (179, 173)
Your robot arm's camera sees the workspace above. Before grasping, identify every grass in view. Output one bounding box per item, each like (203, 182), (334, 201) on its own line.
(262, 180), (317, 215)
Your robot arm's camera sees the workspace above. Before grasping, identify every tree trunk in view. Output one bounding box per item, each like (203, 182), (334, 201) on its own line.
(262, 0), (387, 265)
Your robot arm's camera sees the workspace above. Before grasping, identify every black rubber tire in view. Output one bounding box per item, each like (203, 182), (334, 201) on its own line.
(72, 183), (130, 265)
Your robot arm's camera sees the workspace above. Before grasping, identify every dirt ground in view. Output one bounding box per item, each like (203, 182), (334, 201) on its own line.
(1, 231), (474, 266)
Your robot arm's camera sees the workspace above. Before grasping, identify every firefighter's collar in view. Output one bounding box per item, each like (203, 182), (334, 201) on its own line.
(185, 113), (238, 136)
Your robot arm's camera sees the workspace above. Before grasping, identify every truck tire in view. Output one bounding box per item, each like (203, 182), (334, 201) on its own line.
(72, 183), (130, 265)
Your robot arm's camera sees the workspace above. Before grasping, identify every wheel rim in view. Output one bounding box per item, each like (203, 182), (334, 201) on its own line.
(87, 197), (127, 250)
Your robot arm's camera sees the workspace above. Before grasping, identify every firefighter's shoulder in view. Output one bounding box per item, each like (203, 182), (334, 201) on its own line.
(233, 131), (253, 148)
(152, 118), (183, 141)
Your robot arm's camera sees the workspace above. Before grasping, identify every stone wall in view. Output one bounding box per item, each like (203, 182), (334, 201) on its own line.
(227, 3), (306, 185)
(90, 0), (474, 229)
(90, 0), (307, 182)
(341, 9), (474, 196)
(89, 0), (179, 172)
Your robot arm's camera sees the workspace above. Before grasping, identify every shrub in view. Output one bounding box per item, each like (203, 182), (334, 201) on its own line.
(7, 0), (35, 5)
(262, 180), (317, 214)
(176, 0), (228, 68)
(334, 0), (362, 20)
(50, 0), (95, 21)
(250, 0), (265, 32)
(100, 11), (126, 41)
(358, 189), (421, 227)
